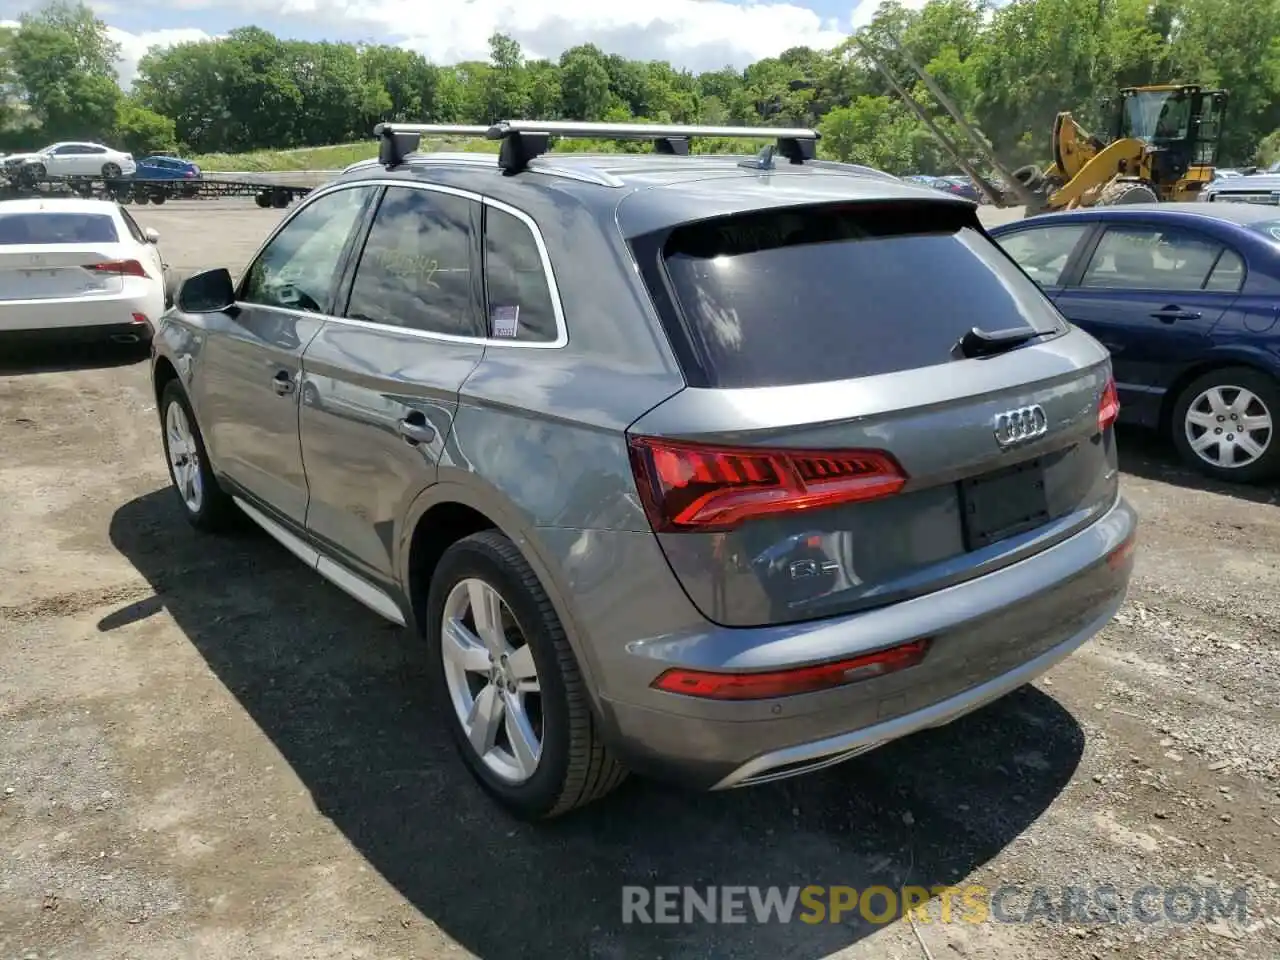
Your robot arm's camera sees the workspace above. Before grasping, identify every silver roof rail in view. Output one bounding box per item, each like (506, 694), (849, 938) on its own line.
(373, 119), (820, 173)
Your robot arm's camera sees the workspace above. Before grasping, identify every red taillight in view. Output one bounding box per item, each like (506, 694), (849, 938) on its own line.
(130, 312), (150, 327)
(1107, 532), (1137, 569)
(652, 639), (930, 701)
(1098, 376), (1120, 433)
(627, 436), (906, 533)
(84, 259), (148, 278)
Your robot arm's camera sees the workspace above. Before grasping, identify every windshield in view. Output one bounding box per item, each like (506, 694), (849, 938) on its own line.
(1121, 91), (1190, 141)
(1246, 219), (1280, 244)
(0, 212), (119, 245)
(658, 202), (1067, 389)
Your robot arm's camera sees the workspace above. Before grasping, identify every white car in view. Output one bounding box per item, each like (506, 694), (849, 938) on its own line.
(11, 142), (137, 180)
(0, 198), (168, 343)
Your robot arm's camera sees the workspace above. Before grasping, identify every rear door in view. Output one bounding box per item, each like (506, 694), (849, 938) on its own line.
(1053, 222), (1243, 404)
(626, 198), (1119, 628)
(298, 183), (486, 589)
(192, 183), (378, 526)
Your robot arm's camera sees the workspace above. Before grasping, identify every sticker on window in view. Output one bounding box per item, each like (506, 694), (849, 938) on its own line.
(491, 304), (520, 338)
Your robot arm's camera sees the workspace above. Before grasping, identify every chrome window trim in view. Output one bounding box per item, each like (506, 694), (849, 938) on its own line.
(237, 177), (569, 349)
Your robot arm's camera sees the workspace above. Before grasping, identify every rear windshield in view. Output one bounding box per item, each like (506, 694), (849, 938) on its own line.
(0, 212), (120, 246)
(659, 202), (1066, 388)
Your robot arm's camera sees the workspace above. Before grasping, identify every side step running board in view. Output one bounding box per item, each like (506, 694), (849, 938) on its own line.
(233, 496), (406, 626)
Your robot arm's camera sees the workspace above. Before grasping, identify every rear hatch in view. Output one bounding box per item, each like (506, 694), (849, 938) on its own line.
(626, 197), (1120, 628)
(0, 210), (125, 301)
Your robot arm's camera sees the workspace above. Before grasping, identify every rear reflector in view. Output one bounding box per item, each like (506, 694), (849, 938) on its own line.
(651, 639), (930, 701)
(84, 259), (148, 279)
(1098, 376), (1120, 432)
(1106, 532), (1137, 569)
(130, 312), (151, 327)
(627, 436), (906, 533)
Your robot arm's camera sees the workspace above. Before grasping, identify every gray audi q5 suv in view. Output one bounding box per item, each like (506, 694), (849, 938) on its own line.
(152, 121), (1137, 819)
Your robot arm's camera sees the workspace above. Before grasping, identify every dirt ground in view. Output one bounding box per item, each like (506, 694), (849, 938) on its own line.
(1, 199), (1277, 960)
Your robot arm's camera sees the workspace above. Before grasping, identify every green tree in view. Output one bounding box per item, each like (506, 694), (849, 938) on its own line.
(10, 1), (121, 140)
(481, 32), (530, 122)
(114, 97), (176, 155)
(559, 45), (612, 120)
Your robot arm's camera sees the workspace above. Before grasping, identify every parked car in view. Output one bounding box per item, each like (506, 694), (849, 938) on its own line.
(135, 155), (202, 181)
(989, 202), (1280, 482)
(2, 142), (137, 180)
(936, 175), (983, 202)
(0, 198), (168, 343)
(151, 122), (1135, 819)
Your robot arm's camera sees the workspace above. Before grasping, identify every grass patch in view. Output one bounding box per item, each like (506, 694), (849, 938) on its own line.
(190, 138), (497, 172)
(189, 134), (776, 172)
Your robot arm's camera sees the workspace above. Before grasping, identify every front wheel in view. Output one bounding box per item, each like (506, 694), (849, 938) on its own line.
(159, 380), (237, 531)
(1170, 367), (1280, 483)
(425, 530), (626, 819)
(102, 162), (122, 179)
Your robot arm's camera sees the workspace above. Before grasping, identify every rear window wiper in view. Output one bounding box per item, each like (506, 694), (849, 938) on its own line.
(953, 325), (1040, 360)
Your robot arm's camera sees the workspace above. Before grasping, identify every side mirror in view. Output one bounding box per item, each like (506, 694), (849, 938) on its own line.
(144, 227), (160, 244)
(177, 267), (236, 313)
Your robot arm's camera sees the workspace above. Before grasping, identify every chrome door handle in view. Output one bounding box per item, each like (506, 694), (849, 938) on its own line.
(398, 414), (436, 446)
(272, 371), (295, 396)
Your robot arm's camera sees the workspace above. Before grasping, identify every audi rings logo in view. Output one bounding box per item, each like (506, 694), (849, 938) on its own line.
(993, 405), (1048, 448)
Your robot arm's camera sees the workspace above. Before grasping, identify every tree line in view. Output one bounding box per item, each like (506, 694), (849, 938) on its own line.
(2, 0), (1279, 173)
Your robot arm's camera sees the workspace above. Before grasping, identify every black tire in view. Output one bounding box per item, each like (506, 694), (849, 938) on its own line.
(158, 380), (237, 531)
(150, 191), (167, 205)
(102, 162), (121, 179)
(1098, 181), (1158, 205)
(425, 530), (626, 819)
(1170, 366), (1280, 484)
(271, 188), (290, 209)
(28, 163), (46, 179)
(1012, 163), (1045, 190)
(255, 191), (273, 209)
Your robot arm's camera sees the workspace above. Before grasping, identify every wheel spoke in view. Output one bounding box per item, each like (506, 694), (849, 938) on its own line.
(1240, 414), (1272, 433)
(1236, 434), (1266, 461)
(1190, 431), (1218, 453)
(1206, 387), (1230, 415)
(468, 580), (508, 655)
(503, 691), (541, 777)
(507, 644), (536, 681)
(442, 617), (492, 673)
(466, 683), (504, 756)
(1216, 441), (1236, 467)
(1185, 409), (1217, 429)
(1228, 389), (1256, 414)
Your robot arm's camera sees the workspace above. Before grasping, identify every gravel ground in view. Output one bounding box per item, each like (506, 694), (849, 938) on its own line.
(0, 200), (1276, 960)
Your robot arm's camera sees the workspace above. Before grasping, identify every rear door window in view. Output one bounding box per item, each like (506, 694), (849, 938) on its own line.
(482, 205), (559, 342)
(0, 213), (119, 245)
(995, 223), (1090, 287)
(1080, 225), (1227, 291)
(658, 202), (1066, 389)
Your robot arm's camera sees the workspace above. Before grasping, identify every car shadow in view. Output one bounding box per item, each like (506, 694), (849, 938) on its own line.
(1117, 426), (1280, 505)
(0, 339), (150, 376)
(107, 489), (1086, 959)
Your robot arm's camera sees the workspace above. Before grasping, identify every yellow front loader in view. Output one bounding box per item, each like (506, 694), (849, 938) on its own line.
(1013, 84), (1229, 216)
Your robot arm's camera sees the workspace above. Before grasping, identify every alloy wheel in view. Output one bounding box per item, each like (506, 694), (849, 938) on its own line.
(165, 401), (204, 513)
(440, 578), (543, 784)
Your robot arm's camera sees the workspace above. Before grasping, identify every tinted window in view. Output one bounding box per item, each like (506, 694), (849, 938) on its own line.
(997, 224), (1090, 286)
(345, 186), (478, 337)
(0, 213), (119, 245)
(1205, 248), (1245, 292)
(483, 205), (558, 342)
(1081, 226), (1225, 291)
(658, 202), (1066, 389)
(241, 185), (372, 313)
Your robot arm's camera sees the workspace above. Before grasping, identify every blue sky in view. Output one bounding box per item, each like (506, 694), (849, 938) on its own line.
(1, 0), (925, 86)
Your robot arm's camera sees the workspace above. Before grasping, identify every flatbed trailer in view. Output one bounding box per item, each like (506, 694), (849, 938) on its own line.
(0, 171), (314, 207)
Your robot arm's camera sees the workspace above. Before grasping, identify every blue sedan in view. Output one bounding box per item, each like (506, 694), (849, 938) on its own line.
(134, 155), (201, 181)
(989, 203), (1280, 483)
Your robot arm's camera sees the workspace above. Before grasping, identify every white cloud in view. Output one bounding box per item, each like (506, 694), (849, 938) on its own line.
(108, 26), (213, 87)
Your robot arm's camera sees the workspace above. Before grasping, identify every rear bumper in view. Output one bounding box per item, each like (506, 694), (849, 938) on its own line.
(0, 291), (161, 337)
(597, 495), (1136, 790)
